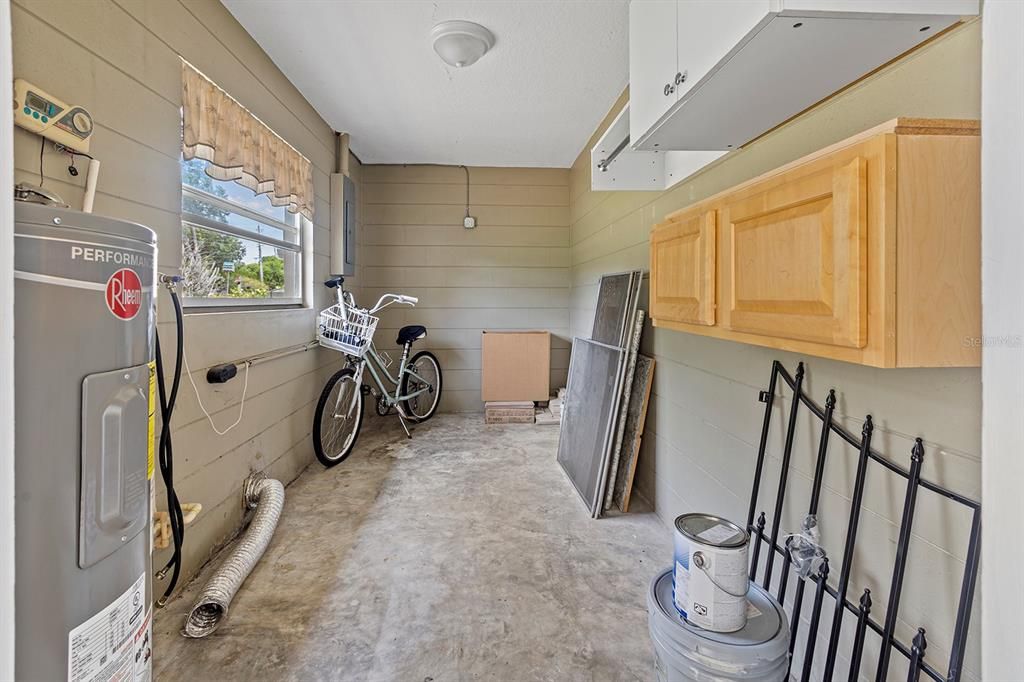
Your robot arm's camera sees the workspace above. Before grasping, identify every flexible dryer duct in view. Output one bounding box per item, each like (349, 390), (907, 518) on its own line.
(183, 475), (285, 638)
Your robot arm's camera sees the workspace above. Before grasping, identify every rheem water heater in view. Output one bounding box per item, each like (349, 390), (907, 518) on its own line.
(14, 201), (157, 681)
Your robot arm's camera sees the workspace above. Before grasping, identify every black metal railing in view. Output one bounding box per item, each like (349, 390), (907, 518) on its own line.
(747, 361), (981, 682)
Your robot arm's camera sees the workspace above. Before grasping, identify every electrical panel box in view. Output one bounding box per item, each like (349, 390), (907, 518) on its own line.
(330, 173), (357, 276)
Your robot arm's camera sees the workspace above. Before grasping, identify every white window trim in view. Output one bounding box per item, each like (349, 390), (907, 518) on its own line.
(180, 182), (307, 310)
(182, 185), (299, 238)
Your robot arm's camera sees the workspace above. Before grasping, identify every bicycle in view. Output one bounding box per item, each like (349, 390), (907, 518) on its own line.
(312, 275), (443, 467)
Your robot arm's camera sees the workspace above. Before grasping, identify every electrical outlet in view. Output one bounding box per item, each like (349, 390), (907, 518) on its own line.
(464, 215), (477, 229)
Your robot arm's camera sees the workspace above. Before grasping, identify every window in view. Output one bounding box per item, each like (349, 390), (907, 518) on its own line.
(180, 157), (304, 307)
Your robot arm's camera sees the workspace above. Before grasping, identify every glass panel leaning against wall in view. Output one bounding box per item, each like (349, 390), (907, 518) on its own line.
(180, 157), (303, 307)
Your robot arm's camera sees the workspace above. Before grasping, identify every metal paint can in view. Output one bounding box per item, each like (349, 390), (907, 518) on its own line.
(672, 513), (750, 633)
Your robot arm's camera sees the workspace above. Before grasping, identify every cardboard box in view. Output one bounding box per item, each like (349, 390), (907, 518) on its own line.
(481, 331), (550, 402)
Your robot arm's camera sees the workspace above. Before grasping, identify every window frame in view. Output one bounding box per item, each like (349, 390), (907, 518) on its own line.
(179, 181), (308, 311)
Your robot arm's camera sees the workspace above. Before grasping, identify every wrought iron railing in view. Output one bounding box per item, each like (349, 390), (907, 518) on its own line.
(747, 361), (980, 682)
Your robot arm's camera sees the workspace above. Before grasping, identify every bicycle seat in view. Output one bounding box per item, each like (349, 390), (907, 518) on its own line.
(397, 325), (427, 345)
(324, 276), (344, 289)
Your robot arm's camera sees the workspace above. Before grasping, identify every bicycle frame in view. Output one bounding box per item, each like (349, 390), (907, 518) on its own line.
(352, 342), (432, 408)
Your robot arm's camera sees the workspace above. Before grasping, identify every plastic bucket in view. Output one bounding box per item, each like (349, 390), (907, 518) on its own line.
(648, 568), (790, 682)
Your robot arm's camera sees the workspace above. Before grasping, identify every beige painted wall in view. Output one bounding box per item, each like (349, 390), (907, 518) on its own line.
(569, 22), (982, 682)
(11, 0), (353, 585)
(359, 165), (570, 412)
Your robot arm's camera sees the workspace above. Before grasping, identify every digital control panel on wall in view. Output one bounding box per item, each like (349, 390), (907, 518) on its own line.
(13, 78), (94, 152)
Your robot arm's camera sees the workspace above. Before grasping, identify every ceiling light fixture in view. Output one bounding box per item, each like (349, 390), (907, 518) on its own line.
(430, 20), (494, 68)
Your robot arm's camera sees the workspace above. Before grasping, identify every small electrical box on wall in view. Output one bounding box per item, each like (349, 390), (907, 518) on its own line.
(329, 173), (357, 276)
(13, 78), (94, 153)
(330, 131), (357, 276)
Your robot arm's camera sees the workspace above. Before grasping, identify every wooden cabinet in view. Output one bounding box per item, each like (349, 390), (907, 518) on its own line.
(628, 0), (978, 152)
(650, 208), (716, 326)
(723, 155), (867, 348)
(649, 118), (981, 368)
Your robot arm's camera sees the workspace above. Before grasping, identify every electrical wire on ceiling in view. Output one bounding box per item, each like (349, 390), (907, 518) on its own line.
(399, 162), (475, 228)
(460, 164), (471, 219)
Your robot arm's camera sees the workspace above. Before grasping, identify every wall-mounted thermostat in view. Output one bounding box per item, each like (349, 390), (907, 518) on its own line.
(13, 78), (94, 153)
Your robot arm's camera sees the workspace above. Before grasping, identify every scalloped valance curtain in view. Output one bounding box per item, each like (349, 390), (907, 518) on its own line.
(181, 60), (314, 220)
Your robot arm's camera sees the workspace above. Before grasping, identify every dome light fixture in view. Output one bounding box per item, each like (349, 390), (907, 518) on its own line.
(430, 20), (495, 68)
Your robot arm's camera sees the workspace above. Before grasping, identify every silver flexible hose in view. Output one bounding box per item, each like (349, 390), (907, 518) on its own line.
(183, 474), (285, 638)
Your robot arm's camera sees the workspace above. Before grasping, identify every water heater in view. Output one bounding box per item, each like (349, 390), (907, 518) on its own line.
(14, 202), (156, 681)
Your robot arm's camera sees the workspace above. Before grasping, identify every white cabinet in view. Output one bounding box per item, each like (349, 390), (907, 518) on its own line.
(674, 1), (770, 102)
(628, 1), (678, 146)
(629, 0), (979, 152)
(592, 105), (725, 191)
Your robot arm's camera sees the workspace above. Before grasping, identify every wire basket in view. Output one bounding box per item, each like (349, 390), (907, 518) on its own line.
(317, 304), (379, 357)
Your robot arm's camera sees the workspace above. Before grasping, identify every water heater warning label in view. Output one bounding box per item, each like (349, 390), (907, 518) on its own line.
(105, 268), (142, 321)
(68, 572), (146, 682)
(147, 361), (156, 480)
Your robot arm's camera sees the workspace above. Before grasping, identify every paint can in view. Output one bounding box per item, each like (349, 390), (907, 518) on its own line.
(672, 513), (750, 633)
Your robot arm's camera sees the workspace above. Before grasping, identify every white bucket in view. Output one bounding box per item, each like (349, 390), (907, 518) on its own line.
(649, 568), (790, 682)
(672, 513), (750, 632)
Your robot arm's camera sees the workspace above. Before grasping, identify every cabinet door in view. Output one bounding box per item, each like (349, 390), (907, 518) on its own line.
(629, 0), (678, 145)
(723, 157), (868, 347)
(650, 208), (716, 326)
(676, 1), (770, 102)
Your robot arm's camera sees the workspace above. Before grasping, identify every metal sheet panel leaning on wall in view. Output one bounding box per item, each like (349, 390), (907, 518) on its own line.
(13, 201), (157, 682)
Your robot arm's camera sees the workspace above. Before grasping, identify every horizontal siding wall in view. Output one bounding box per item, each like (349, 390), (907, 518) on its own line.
(11, 0), (352, 585)
(569, 22), (982, 682)
(360, 165), (571, 412)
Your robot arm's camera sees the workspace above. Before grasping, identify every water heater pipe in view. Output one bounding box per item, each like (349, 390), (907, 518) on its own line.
(183, 474), (285, 637)
(155, 279), (186, 605)
(82, 158), (100, 213)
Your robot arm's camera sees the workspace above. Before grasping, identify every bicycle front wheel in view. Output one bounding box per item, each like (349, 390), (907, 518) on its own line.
(400, 350), (443, 422)
(313, 367), (364, 467)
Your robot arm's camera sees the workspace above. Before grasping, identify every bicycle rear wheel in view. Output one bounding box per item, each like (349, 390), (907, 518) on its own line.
(313, 367), (364, 467)
(400, 351), (443, 422)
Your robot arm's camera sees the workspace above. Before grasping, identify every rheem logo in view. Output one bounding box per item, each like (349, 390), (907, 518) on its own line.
(105, 268), (143, 320)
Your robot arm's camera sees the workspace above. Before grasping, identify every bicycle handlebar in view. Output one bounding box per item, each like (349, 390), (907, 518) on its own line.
(369, 293), (418, 313)
(326, 277), (417, 313)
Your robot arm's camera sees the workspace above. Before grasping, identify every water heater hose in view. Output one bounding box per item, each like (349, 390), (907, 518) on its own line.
(183, 475), (285, 637)
(156, 280), (186, 605)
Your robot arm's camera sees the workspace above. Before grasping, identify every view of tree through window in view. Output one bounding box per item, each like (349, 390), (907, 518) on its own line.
(180, 158), (302, 304)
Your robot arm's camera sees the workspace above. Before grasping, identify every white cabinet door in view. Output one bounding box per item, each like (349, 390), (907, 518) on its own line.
(629, 0), (679, 146)
(675, 0), (771, 102)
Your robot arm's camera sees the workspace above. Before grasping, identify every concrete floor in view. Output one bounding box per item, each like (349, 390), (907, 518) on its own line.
(154, 413), (672, 681)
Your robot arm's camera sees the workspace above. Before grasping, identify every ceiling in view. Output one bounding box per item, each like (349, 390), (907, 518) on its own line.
(222, 0), (629, 168)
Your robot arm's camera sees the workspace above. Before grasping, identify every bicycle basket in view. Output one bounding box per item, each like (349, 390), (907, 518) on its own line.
(317, 304), (379, 357)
